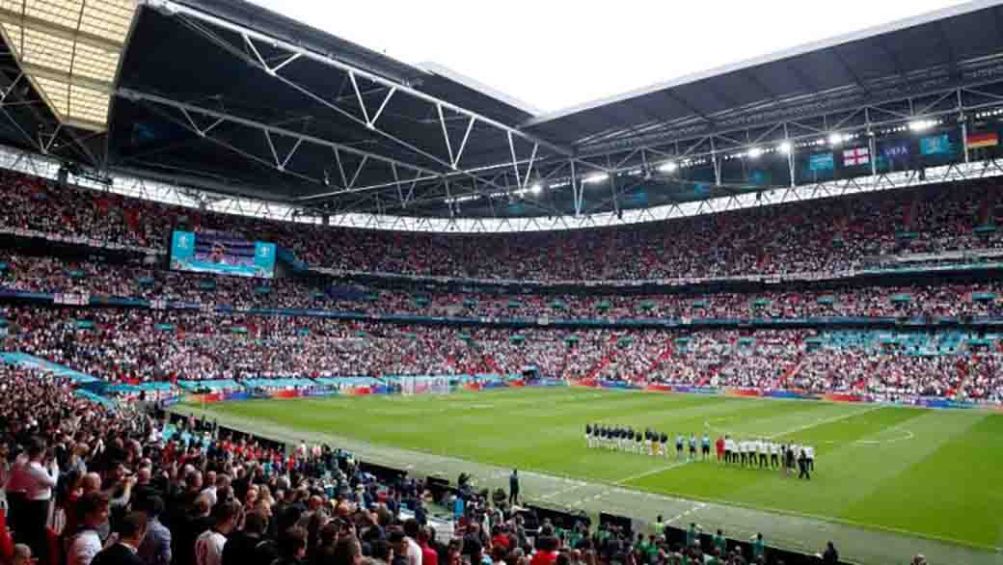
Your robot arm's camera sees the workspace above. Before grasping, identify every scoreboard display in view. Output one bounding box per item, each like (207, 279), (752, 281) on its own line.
(169, 230), (276, 278)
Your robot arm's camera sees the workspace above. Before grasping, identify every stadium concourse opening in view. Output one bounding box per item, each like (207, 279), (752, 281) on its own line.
(2, 2), (1003, 565)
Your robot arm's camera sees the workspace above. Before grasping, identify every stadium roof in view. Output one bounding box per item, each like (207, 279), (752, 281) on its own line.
(0, 0), (1003, 229)
(524, 0), (1003, 153)
(0, 0), (136, 130)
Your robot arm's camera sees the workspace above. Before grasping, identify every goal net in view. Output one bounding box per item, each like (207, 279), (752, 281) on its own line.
(400, 376), (451, 396)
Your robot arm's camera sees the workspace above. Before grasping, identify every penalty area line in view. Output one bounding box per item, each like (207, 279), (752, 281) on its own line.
(766, 404), (883, 440)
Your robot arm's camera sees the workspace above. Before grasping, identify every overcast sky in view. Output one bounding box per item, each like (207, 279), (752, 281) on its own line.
(250, 0), (965, 116)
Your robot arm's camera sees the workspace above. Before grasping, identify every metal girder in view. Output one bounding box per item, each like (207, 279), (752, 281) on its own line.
(346, 80), (1003, 217)
(0, 6), (124, 52)
(18, 61), (112, 94)
(118, 87), (440, 178)
(0, 66), (103, 166)
(572, 57), (995, 155)
(549, 79), (1003, 183)
(316, 157), (1003, 234)
(143, 0), (570, 159)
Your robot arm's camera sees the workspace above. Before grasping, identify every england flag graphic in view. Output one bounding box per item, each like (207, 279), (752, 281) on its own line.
(843, 146), (870, 166)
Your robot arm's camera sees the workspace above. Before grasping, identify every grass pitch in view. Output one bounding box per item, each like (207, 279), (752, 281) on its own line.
(193, 387), (1003, 551)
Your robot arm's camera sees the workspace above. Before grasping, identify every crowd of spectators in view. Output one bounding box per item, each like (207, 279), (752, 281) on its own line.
(2, 171), (1003, 282)
(4, 253), (1003, 321)
(0, 170), (988, 565)
(0, 364), (814, 565)
(2, 306), (1001, 402)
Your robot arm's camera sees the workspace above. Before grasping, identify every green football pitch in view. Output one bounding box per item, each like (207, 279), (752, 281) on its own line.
(187, 387), (1003, 557)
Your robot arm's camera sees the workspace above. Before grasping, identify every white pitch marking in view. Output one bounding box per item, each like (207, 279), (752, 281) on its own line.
(539, 482), (591, 501)
(614, 459), (692, 485)
(667, 502), (707, 525)
(705, 405), (882, 440)
(855, 429), (915, 445)
(766, 405), (883, 439)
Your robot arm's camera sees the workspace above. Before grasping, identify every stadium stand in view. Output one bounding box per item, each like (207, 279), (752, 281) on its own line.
(3, 171), (1003, 282)
(0, 160), (1000, 565)
(3, 0), (1003, 563)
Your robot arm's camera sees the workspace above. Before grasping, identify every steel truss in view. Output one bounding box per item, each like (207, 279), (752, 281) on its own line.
(8, 1), (1003, 231)
(293, 79), (1003, 219)
(0, 65), (107, 168)
(138, 0), (572, 216)
(367, 79), (1003, 220)
(3, 139), (1003, 236)
(132, 0), (1003, 223)
(318, 158), (1003, 233)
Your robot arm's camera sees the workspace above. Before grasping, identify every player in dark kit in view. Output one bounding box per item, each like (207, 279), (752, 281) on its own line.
(675, 434), (684, 459)
(688, 434), (697, 460)
(701, 434), (711, 459)
(660, 431), (668, 457)
(797, 448), (811, 480)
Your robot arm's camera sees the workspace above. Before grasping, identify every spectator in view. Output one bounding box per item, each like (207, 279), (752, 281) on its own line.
(67, 491), (111, 565)
(820, 541), (839, 564)
(91, 512), (148, 565)
(7, 437), (58, 560)
(222, 509), (274, 565)
(331, 535), (363, 565)
(195, 502), (241, 565)
(136, 496), (171, 565)
(273, 527), (308, 565)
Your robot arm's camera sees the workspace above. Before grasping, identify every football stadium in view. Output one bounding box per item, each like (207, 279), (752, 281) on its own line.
(1, 1), (1003, 564)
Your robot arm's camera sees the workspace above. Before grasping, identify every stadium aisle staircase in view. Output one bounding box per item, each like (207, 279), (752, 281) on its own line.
(481, 351), (504, 375)
(636, 342), (675, 381)
(585, 355), (613, 380)
(777, 355), (806, 389)
(585, 334), (624, 380)
(696, 366), (719, 388)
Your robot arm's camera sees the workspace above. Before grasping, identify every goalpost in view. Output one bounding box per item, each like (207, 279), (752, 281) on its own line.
(400, 376), (451, 396)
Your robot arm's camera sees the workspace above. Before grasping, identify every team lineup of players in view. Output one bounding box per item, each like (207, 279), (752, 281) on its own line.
(584, 423), (815, 479)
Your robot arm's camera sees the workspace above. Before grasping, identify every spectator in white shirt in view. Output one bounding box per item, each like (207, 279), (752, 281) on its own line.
(8, 438), (58, 561)
(195, 501), (241, 565)
(67, 491), (111, 565)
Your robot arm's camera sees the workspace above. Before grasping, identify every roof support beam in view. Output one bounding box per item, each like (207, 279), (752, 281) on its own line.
(174, 21), (519, 198)
(0, 6), (123, 52)
(17, 62), (112, 94)
(144, 0), (571, 156)
(118, 88), (439, 178)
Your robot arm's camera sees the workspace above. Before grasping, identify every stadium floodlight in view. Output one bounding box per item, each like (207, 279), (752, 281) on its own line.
(778, 141), (793, 154)
(530, 183), (543, 195)
(827, 132), (847, 146)
(582, 172), (610, 185)
(657, 161), (678, 173)
(908, 119), (938, 132)
(747, 147), (764, 159)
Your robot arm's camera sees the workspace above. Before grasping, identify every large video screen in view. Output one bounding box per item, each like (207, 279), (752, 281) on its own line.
(170, 230), (276, 278)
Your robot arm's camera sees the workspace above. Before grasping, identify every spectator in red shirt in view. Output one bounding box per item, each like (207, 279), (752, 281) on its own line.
(417, 527), (438, 565)
(530, 536), (560, 565)
(490, 525), (511, 552)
